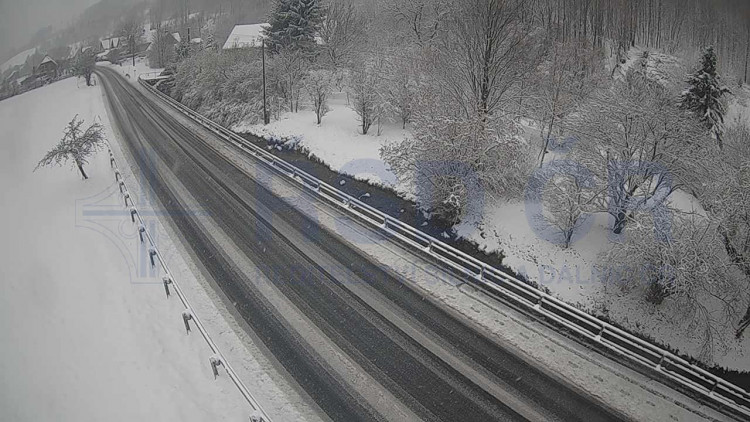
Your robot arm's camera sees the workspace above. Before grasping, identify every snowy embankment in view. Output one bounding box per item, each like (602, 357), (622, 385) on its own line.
(230, 52), (750, 372)
(0, 77), (253, 420)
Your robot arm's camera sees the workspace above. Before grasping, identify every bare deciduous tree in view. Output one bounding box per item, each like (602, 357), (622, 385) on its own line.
(445, 0), (543, 119)
(568, 68), (706, 234)
(348, 59), (383, 135)
(304, 69), (333, 124)
(319, 0), (365, 69)
(35, 116), (107, 180)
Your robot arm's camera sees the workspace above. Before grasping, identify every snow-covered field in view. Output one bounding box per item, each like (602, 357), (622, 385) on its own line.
(0, 76), (254, 420)
(234, 91), (405, 188)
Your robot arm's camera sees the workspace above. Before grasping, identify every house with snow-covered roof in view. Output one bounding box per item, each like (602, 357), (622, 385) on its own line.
(35, 55), (58, 80)
(222, 24), (269, 50)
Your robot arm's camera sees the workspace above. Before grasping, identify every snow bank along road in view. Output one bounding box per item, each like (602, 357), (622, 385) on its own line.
(96, 65), (628, 422)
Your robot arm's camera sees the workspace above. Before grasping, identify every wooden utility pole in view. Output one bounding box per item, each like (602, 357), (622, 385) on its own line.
(745, 24), (750, 85)
(131, 34), (135, 67)
(262, 39), (269, 125)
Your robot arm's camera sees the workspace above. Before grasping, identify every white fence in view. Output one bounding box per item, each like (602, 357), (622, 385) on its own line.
(105, 142), (270, 422)
(137, 75), (750, 420)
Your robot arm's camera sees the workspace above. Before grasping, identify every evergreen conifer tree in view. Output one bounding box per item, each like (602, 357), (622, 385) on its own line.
(264, 0), (323, 54)
(681, 46), (731, 147)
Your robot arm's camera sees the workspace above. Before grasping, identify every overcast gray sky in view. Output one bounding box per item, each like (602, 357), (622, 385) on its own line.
(0, 0), (99, 59)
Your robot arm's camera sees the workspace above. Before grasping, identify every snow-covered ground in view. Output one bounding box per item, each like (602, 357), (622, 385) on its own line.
(230, 50), (750, 371)
(0, 76), (281, 420)
(234, 91), (405, 188)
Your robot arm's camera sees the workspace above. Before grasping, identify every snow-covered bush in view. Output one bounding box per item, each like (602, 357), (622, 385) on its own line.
(697, 121), (750, 338)
(600, 212), (746, 359)
(382, 82), (532, 223)
(171, 49), (264, 127)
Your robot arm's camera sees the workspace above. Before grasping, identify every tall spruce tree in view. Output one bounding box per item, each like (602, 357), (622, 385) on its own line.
(264, 0), (323, 54)
(681, 46), (731, 148)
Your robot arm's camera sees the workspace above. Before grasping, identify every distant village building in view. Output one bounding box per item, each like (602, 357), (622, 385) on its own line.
(100, 37), (121, 51)
(222, 24), (269, 50)
(35, 55), (58, 80)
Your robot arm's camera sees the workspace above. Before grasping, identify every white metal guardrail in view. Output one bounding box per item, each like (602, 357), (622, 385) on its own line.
(137, 75), (750, 420)
(105, 141), (270, 422)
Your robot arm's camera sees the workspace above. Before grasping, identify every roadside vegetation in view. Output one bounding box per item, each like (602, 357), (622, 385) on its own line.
(142, 0), (750, 370)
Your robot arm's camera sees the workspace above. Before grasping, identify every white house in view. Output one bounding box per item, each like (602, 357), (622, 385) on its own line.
(222, 24), (269, 50)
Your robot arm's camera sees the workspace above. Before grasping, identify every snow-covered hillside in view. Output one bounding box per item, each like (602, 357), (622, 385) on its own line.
(0, 47), (36, 73)
(0, 76), (277, 421)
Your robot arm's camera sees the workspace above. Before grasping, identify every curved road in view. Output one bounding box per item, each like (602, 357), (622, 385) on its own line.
(96, 66), (624, 422)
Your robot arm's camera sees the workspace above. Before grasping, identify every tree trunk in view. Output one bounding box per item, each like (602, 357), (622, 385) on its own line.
(613, 210), (627, 234)
(737, 306), (750, 338)
(77, 163), (89, 180)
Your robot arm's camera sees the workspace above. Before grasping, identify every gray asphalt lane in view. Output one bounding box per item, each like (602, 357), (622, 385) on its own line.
(97, 67), (624, 422)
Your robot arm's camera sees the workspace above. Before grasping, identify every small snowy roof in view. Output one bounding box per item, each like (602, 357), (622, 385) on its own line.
(172, 32), (181, 43)
(222, 24), (268, 49)
(40, 55), (57, 66)
(100, 37), (120, 50)
(190, 37), (202, 44)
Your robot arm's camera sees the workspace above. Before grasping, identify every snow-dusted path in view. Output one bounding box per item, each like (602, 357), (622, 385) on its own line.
(0, 78), (250, 421)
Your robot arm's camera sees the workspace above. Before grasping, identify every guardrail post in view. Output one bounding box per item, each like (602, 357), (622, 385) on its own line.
(425, 241), (433, 253)
(110, 155), (116, 168)
(138, 224), (146, 243)
(149, 247), (157, 267)
(595, 325), (605, 342)
(123, 192), (131, 207)
(182, 310), (193, 334)
(163, 276), (172, 298)
(129, 207), (138, 223)
(119, 180), (126, 193)
(656, 354), (666, 371)
(249, 411), (266, 422)
(209, 354), (223, 379)
(709, 379), (719, 395)
(114, 169), (121, 182)
(478, 266), (485, 281)
(534, 296), (544, 311)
